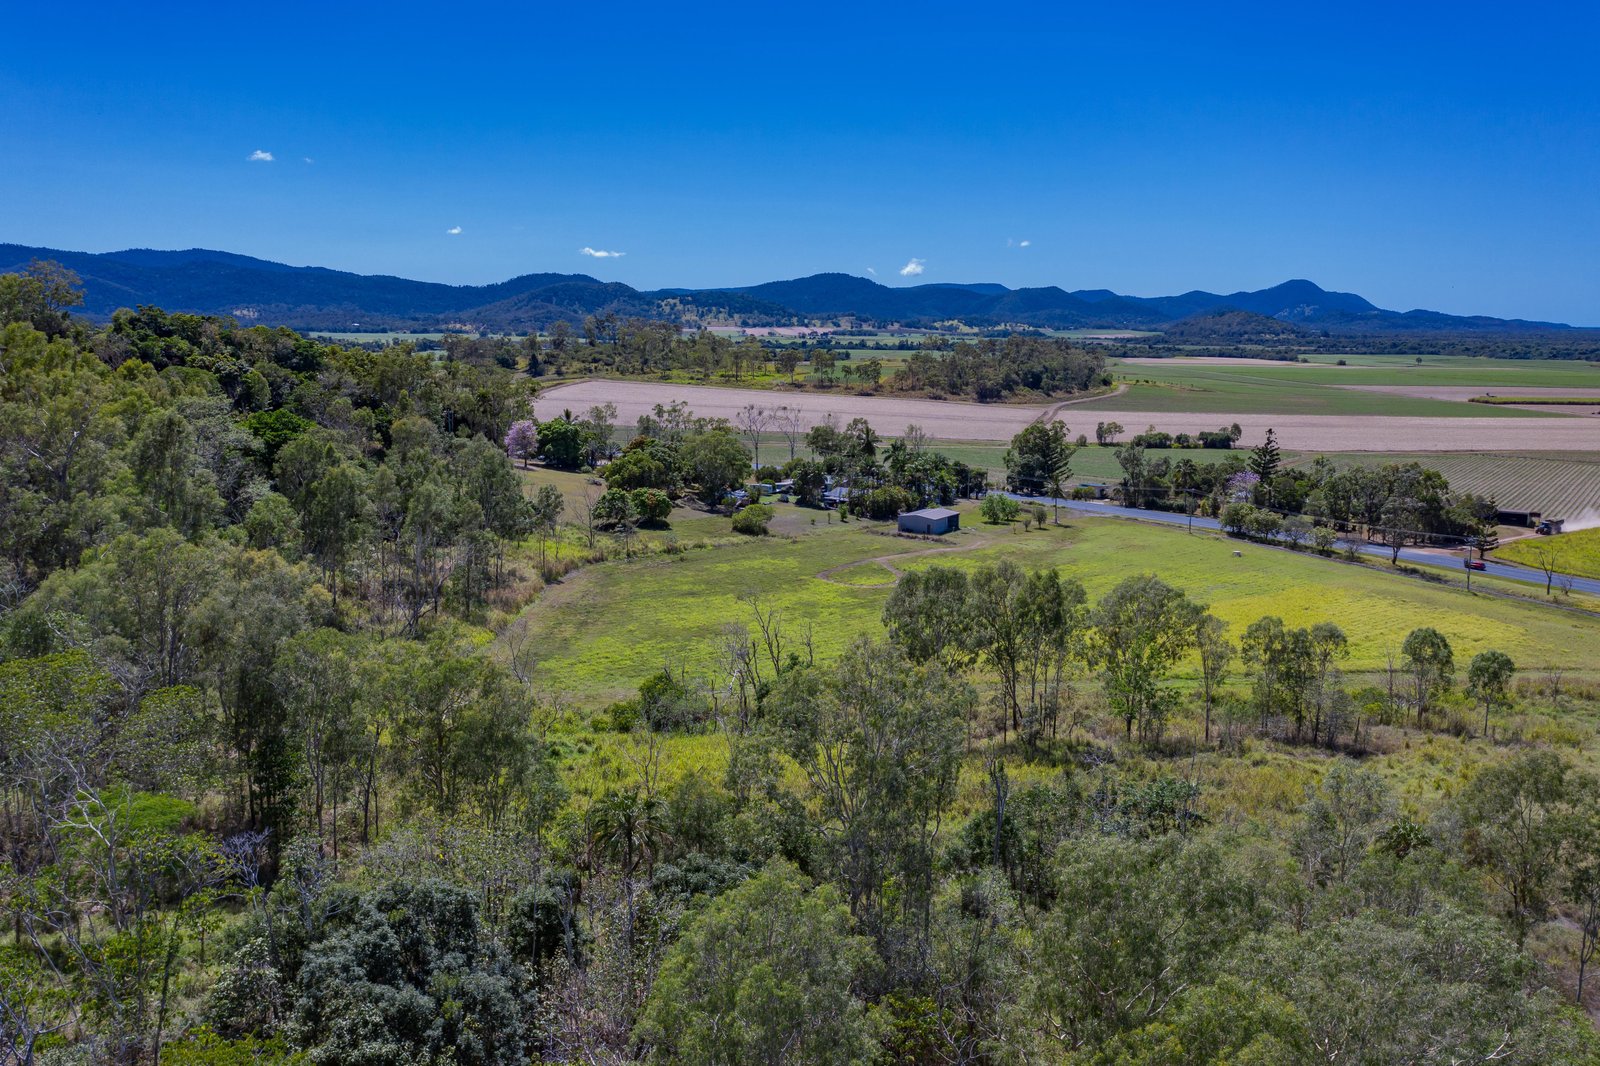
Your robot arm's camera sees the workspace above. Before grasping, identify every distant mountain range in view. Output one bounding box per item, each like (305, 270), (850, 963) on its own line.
(0, 243), (1578, 334)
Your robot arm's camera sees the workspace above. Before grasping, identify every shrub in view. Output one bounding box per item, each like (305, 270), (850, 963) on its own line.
(1246, 509), (1283, 540)
(1220, 501), (1256, 535)
(630, 488), (672, 525)
(732, 503), (775, 536)
(593, 487), (636, 528)
(856, 485), (917, 520)
(981, 494), (1020, 524)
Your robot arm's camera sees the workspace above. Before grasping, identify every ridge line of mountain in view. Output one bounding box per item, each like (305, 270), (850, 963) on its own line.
(0, 242), (1580, 334)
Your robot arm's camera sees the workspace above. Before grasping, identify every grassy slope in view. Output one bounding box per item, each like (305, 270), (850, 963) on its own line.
(516, 509), (1600, 705)
(1498, 527), (1600, 580)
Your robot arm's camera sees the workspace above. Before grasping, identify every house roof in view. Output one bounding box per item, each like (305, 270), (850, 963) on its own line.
(903, 507), (959, 520)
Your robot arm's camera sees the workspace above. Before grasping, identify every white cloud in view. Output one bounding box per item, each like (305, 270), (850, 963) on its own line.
(447, 225), (462, 235)
(899, 258), (925, 277)
(866, 267), (877, 276)
(581, 246), (626, 258)
(248, 150), (274, 162)
(1007, 237), (1032, 248)
(303, 157), (315, 164)
(1019, 239), (1031, 247)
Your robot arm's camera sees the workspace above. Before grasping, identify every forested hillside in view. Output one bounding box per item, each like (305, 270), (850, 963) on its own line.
(5, 260), (1600, 1065)
(4, 243), (1587, 333)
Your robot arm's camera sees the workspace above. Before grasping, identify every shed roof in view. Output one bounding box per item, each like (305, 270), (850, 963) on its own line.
(904, 507), (959, 520)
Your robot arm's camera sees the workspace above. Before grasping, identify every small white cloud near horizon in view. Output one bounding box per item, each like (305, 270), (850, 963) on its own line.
(581, 246), (626, 258)
(1007, 237), (1032, 248)
(899, 258), (925, 277)
(1019, 239), (1031, 247)
(303, 157), (314, 164)
(447, 226), (462, 235)
(248, 150), (274, 162)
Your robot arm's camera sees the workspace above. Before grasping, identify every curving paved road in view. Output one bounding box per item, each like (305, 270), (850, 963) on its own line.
(992, 492), (1600, 597)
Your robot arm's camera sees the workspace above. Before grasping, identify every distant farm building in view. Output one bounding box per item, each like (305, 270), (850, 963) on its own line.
(1497, 508), (1543, 528)
(898, 507), (961, 536)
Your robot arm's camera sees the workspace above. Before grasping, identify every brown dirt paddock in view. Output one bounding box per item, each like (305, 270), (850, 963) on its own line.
(535, 379), (1046, 440)
(535, 380), (1600, 452)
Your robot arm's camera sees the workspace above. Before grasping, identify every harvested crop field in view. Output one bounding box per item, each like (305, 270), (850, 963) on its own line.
(536, 379), (1046, 440)
(537, 380), (1600, 451)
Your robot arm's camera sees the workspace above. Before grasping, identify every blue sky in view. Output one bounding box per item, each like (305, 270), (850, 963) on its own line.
(4, 2), (1597, 323)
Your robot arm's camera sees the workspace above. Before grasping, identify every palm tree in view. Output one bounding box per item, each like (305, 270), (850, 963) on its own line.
(588, 785), (671, 947)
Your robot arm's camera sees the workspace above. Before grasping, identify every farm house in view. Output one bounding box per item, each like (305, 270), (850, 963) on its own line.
(898, 507), (961, 536)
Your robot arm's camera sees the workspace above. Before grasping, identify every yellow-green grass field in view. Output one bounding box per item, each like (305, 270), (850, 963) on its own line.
(1499, 526), (1600, 580)
(513, 508), (1600, 706)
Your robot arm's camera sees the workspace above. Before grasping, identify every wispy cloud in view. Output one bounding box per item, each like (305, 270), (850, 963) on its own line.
(303, 157), (315, 165)
(866, 267), (877, 276)
(447, 225), (462, 235)
(1019, 239), (1031, 247)
(581, 246), (626, 258)
(899, 258), (925, 277)
(1007, 237), (1031, 248)
(248, 150), (274, 162)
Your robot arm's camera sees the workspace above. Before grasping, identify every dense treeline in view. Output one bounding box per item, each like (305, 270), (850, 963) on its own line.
(1005, 421), (1498, 552)
(4, 262), (1600, 1064)
(889, 336), (1109, 400)
(537, 314), (1109, 401)
(1108, 330), (1600, 361)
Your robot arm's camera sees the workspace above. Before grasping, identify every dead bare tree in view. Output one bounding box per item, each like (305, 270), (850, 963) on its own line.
(504, 614), (540, 687)
(737, 588), (787, 677)
(776, 405), (807, 461)
(1531, 543), (1559, 595)
(736, 404), (773, 469)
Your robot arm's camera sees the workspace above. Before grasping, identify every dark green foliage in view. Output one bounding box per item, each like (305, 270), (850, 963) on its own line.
(1003, 420), (1075, 495)
(292, 880), (531, 1065)
(242, 408), (314, 464)
(536, 417), (586, 469)
(852, 485), (915, 520)
(681, 427), (751, 505)
(507, 873), (585, 970)
(593, 487), (636, 529)
(891, 336), (1106, 401)
(788, 458), (828, 505)
(630, 487), (672, 525)
(637, 668), (708, 730)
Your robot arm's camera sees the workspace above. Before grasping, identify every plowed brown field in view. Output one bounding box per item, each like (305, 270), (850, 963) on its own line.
(535, 380), (1600, 452)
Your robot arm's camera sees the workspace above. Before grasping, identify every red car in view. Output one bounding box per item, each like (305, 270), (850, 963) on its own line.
(1464, 559), (1487, 571)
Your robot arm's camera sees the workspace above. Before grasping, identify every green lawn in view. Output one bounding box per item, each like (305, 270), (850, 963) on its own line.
(513, 509), (1600, 705)
(1498, 527), (1600, 580)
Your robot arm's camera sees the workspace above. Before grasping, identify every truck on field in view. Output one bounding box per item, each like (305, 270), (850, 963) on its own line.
(1536, 518), (1566, 535)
